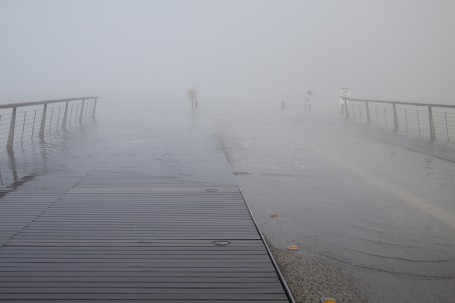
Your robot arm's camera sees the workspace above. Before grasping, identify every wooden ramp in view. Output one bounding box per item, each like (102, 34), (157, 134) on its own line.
(0, 172), (293, 301)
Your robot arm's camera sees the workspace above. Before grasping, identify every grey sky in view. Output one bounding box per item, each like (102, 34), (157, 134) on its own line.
(1, 0), (454, 104)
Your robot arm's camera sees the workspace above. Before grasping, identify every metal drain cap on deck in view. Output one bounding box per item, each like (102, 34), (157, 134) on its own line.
(212, 240), (231, 246)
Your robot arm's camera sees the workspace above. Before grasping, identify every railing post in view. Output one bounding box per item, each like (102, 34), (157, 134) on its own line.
(404, 108), (409, 133)
(344, 98), (349, 119)
(69, 104), (74, 127)
(6, 107), (17, 152)
(429, 106), (436, 140)
(375, 106), (378, 125)
(48, 108), (54, 134)
(87, 103), (92, 121)
(393, 103), (399, 131)
(56, 107), (61, 131)
(39, 104), (48, 140)
(92, 98), (98, 120)
(32, 110), (37, 137)
(21, 111), (27, 142)
(417, 110), (421, 137)
(384, 107), (387, 128)
(79, 99), (85, 125)
(62, 101), (69, 130)
(74, 104), (79, 125)
(359, 104), (363, 122)
(365, 101), (371, 124)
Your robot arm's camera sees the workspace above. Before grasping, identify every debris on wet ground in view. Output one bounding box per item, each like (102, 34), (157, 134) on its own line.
(287, 244), (300, 251)
(268, 241), (365, 303)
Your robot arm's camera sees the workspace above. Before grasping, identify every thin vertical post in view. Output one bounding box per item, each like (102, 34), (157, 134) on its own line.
(69, 104), (74, 127)
(75, 104), (79, 125)
(428, 106), (436, 140)
(375, 106), (378, 125)
(79, 99), (85, 125)
(87, 103), (92, 121)
(359, 104), (363, 122)
(84, 102), (89, 121)
(31, 110), (37, 137)
(393, 103), (399, 131)
(405, 108), (408, 133)
(92, 98), (98, 120)
(344, 98), (349, 119)
(7, 107), (17, 152)
(366, 101), (371, 124)
(39, 104), (48, 140)
(21, 111), (27, 142)
(62, 101), (69, 130)
(384, 107), (387, 128)
(417, 110), (421, 136)
(445, 112), (449, 141)
(56, 107), (61, 131)
(49, 108), (54, 134)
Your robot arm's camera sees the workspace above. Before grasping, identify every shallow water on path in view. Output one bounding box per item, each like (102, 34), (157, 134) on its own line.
(1, 99), (454, 302)
(209, 102), (455, 303)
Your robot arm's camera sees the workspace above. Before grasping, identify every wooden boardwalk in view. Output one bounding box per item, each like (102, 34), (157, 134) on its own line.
(0, 111), (293, 302)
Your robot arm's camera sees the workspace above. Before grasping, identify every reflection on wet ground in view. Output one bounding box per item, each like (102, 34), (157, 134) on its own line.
(1, 101), (234, 189)
(1, 99), (454, 302)
(210, 102), (455, 303)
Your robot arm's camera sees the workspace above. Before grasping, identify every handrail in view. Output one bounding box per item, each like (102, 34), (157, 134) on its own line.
(0, 96), (98, 153)
(0, 96), (98, 109)
(342, 97), (455, 142)
(346, 98), (455, 109)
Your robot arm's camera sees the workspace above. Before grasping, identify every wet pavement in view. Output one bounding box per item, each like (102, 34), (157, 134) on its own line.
(209, 100), (455, 303)
(1, 99), (454, 302)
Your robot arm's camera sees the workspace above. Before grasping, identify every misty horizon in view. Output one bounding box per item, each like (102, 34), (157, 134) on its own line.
(1, 2), (455, 302)
(1, 0), (454, 105)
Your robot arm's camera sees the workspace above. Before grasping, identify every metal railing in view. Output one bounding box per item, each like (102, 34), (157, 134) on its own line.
(0, 97), (98, 152)
(341, 97), (455, 142)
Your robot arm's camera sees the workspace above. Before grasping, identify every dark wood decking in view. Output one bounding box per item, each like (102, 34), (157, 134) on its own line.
(0, 170), (292, 301)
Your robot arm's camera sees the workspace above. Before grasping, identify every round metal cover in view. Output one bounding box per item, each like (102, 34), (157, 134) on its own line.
(212, 240), (231, 246)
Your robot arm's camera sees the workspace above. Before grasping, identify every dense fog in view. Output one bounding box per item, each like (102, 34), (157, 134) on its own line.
(1, 0), (454, 105)
(1, 2), (455, 302)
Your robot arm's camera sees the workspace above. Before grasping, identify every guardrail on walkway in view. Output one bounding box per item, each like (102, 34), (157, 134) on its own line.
(341, 97), (455, 142)
(0, 97), (98, 152)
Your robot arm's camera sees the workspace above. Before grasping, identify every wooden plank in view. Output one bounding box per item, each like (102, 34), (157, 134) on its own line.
(0, 301), (290, 303)
(0, 272), (279, 278)
(0, 277), (281, 283)
(0, 128), (292, 302)
(0, 294), (289, 300)
(0, 283), (284, 290)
